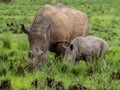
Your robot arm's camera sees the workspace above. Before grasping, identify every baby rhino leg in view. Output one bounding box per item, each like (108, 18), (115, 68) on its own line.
(84, 55), (93, 63)
(100, 49), (107, 67)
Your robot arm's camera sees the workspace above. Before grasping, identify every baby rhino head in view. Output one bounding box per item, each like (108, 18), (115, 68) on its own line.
(63, 43), (77, 63)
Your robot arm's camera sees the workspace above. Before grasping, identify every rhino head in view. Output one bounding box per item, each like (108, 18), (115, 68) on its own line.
(63, 44), (77, 64)
(21, 24), (50, 68)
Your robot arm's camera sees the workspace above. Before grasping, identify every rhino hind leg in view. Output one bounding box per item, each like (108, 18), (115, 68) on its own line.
(102, 58), (106, 66)
(100, 48), (108, 67)
(100, 42), (108, 66)
(100, 53), (107, 68)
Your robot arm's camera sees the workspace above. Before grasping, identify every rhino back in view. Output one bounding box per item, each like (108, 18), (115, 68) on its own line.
(30, 5), (89, 43)
(72, 37), (93, 56)
(86, 36), (108, 55)
(47, 6), (89, 43)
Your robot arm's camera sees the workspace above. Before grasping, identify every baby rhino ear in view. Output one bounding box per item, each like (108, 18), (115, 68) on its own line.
(62, 44), (67, 49)
(20, 24), (30, 34)
(70, 44), (74, 50)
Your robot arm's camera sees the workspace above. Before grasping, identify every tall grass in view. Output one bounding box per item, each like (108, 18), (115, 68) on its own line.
(0, 0), (120, 89)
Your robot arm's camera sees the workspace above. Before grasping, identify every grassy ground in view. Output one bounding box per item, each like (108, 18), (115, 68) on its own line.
(0, 0), (120, 89)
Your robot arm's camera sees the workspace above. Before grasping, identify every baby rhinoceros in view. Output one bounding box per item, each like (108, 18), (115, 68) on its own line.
(64, 36), (108, 64)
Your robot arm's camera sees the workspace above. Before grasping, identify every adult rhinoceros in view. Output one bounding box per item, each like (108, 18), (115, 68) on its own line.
(21, 4), (89, 68)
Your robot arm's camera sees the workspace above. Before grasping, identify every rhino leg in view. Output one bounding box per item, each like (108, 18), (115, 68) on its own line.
(84, 55), (93, 63)
(100, 54), (106, 68)
(100, 43), (108, 66)
(100, 48), (108, 67)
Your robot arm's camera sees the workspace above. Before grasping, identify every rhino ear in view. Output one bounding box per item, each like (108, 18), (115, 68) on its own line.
(20, 24), (30, 34)
(70, 44), (74, 50)
(62, 44), (67, 49)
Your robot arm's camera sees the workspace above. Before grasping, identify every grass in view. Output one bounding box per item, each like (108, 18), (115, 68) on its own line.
(0, 0), (120, 89)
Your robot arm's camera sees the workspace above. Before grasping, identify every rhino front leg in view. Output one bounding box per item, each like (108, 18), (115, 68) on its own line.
(84, 55), (93, 63)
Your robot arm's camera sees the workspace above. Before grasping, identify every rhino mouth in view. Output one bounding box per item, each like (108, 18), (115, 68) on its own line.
(22, 53), (46, 67)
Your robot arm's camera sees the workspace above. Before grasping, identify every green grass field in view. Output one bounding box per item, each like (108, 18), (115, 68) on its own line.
(0, 0), (120, 89)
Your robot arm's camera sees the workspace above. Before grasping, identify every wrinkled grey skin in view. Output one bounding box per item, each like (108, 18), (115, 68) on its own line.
(64, 36), (109, 64)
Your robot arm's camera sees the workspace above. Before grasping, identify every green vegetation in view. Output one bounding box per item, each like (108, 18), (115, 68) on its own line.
(0, 0), (120, 89)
